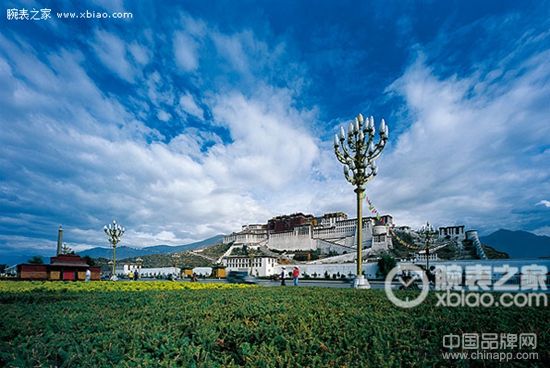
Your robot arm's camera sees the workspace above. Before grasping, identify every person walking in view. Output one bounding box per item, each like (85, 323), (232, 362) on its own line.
(133, 269), (139, 281)
(280, 267), (286, 286)
(292, 266), (300, 286)
(85, 269), (91, 282)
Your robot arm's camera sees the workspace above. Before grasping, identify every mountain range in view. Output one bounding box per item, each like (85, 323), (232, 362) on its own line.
(480, 230), (550, 259)
(0, 235), (223, 266)
(77, 235), (224, 259)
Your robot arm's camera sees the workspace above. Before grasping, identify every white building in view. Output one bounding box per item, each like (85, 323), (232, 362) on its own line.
(138, 267), (180, 277)
(222, 255), (278, 277)
(223, 224), (268, 244)
(317, 212), (348, 227)
(413, 252), (439, 263)
(120, 263), (141, 274)
(439, 226), (465, 241)
(192, 267), (212, 277)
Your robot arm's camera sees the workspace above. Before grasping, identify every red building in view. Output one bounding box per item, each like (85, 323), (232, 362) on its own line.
(17, 254), (100, 281)
(267, 213), (316, 233)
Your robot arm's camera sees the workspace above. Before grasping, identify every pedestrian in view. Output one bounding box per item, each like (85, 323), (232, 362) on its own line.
(134, 269), (139, 281)
(85, 269), (91, 282)
(192, 272), (198, 282)
(292, 266), (300, 286)
(280, 267), (286, 286)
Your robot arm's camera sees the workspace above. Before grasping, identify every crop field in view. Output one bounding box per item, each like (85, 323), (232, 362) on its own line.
(0, 281), (548, 367)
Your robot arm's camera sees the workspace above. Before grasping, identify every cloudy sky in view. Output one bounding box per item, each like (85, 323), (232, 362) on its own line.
(1, 0), (549, 259)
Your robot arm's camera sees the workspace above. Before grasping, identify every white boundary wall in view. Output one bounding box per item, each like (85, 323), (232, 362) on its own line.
(272, 263), (379, 279)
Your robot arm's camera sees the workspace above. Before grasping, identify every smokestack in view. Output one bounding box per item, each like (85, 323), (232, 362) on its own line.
(57, 225), (63, 255)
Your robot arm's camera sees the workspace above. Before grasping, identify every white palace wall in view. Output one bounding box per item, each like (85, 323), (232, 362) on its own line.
(268, 226), (316, 251)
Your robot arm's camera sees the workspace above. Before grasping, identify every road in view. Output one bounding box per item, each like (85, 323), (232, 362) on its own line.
(171, 278), (393, 289)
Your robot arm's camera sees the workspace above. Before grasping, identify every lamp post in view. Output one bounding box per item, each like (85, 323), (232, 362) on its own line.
(136, 257), (143, 279)
(243, 244), (254, 276)
(171, 253), (181, 279)
(419, 222), (438, 272)
(334, 114), (388, 288)
(103, 220), (125, 281)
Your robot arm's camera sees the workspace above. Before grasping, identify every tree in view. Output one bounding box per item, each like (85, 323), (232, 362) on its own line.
(377, 253), (397, 278)
(28, 256), (44, 264)
(82, 256), (96, 266)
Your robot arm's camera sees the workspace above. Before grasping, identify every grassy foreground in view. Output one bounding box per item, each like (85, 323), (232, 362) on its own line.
(0, 281), (548, 367)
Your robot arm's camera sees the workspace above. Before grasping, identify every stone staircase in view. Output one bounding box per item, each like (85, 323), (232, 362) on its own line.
(461, 240), (480, 259)
(316, 238), (356, 255)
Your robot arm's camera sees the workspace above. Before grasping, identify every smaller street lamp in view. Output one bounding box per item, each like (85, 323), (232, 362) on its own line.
(107, 260), (113, 279)
(136, 257), (143, 279)
(418, 222), (438, 272)
(171, 253), (181, 279)
(103, 220), (125, 281)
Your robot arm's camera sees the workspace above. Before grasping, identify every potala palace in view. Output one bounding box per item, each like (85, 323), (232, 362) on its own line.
(223, 212), (394, 254)
(218, 211), (478, 278)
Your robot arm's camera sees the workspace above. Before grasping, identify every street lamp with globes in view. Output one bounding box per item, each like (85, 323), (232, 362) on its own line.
(103, 220), (125, 281)
(334, 114), (389, 288)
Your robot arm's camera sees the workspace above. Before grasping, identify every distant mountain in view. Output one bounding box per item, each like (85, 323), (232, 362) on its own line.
(480, 230), (550, 259)
(77, 235), (224, 259)
(0, 250), (57, 267)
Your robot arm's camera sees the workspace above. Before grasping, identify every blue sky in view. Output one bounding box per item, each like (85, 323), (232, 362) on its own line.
(1, 0), (549, 261)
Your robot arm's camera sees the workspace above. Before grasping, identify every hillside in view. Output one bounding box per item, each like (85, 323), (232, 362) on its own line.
(92, 242), (232, 269)
(117, 252), (212, 268)
(78, 235), (223, 259)
(194, 242), (232, 260)
(480, 230), (550, 258)
(481, 244), (509, 259)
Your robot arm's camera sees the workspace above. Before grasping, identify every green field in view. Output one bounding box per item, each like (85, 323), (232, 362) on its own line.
(0, 282), (548, 367)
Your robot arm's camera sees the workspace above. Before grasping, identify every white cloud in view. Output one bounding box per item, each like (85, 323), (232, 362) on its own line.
(146, 71), (175, 107)
(178, 92), (203, 119)
(157, 109), (172, 122)
(211, 32), (249, 73)
(536, 200), (550, 208)
(128, 42), (150, 66)
(534, 226), (550, 237)
(208, 88), (319, 189)
(173, 32), (199, 72)
(92, 30), (137, 82)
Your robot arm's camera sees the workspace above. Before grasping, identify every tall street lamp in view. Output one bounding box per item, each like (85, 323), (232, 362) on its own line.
(334, 114), (389, 288)
(104, 220), (125, 281)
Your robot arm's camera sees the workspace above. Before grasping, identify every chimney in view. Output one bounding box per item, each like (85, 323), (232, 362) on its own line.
(57, 225), (63, 255)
